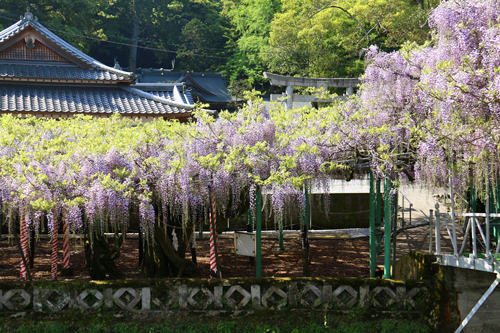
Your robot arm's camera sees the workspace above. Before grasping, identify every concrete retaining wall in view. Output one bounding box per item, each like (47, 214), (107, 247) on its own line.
(229, 193), (370, 231)
(445, 266), (500, 333)
(395, 251), (500, 333)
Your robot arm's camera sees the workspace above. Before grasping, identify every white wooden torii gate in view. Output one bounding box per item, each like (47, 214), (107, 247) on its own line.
(263, 72), (360, 109)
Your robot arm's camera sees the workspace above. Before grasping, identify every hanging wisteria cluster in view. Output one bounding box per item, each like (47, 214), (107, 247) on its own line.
(360, 0), (500, 198)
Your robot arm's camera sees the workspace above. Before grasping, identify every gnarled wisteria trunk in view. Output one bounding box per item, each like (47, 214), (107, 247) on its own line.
(140, 205), (198, 278)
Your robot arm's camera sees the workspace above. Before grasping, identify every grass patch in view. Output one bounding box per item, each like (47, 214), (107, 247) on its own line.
(0, 312), (429, 333)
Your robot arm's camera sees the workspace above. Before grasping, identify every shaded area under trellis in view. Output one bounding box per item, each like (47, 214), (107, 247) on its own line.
(0, 235), (370, 280)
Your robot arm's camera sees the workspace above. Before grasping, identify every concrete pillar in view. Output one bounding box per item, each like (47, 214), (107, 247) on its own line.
(347, 86), (354, 96)
(286, 85), (293, 110)
(317, 83), (327, 94)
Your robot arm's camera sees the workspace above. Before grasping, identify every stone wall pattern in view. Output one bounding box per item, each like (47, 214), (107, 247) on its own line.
(0, 281), (428, 313)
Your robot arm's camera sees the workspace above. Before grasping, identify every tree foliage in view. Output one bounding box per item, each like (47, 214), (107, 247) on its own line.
(264, 0), (439, 78)
(221, 0), (281, 94)
(0, 0), (229, 71)
(0, 0), (442, 91)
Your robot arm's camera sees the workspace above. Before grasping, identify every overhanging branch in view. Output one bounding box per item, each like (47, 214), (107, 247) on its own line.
(314, 5), (371, 44)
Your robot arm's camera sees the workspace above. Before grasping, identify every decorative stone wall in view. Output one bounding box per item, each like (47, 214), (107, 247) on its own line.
(0, 278), (429, 314)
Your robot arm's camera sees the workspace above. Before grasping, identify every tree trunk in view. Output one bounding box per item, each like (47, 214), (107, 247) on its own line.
(301, 224), (310, 277)
(142, 219), (198, 278)
(128, 0), (142, 72)
(85, 232), (126, 280)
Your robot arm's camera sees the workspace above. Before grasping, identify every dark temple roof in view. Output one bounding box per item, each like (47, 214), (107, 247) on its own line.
(136, 70), (233, 105)
(133, 83), (195, 105)
(0, 13), (195, 117)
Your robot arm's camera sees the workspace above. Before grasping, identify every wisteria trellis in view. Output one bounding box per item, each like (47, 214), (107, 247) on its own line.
(0, 96), (384, 250)
(0, 0), (499, 278)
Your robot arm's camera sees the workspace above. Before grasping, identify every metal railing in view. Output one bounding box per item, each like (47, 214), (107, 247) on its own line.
(399, 191), (413, 227)
(429, 178), (500, 333)
(434, 207), (500, 261)
(433, 185), (500, 333)
(432, 178), (500, 273)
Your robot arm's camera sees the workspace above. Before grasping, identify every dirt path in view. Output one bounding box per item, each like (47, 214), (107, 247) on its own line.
(0, 235), (370, 281)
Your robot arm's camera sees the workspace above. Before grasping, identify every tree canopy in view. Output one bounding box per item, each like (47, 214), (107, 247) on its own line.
(0, 0), (440, 95)
(264, 0), (438, 78)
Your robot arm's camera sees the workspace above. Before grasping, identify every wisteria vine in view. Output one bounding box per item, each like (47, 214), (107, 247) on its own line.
(0, 0), (498, 245)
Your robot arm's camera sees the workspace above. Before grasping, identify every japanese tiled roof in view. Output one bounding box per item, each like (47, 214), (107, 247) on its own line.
(0, 13), (195, 116)
(0, 83), (193, 115)
(0, 13), (134, 82)
(0, 63), (130, 82)
(134, 83), (195, 105)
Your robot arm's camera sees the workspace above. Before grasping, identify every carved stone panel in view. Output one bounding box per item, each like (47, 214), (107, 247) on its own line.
(112, 288), (141, 311)
(261, 286), (287, 310)
(76, 289), (104, 311)
(0, 289), (31, 311)
(333, 285), (358, 308)
(224, 285), (251, 310)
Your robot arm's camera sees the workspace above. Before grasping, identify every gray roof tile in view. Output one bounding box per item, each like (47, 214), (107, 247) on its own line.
(0, 84), (193, 115)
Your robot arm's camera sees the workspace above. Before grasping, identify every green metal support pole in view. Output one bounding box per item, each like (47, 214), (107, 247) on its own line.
(302, 186), (311, 275)
(376, 179), (382, 225)
(495, 185), (500, 245)
(376, 179), (382, 255)
(391, 190), (398, 278)
(471, 187), (476, 254)
(255, 187), (262, 278)
(383, 175), (392, 279)
(0, 203), (2, 241)
(496, 185), (500, 214)
(279, 220), (284, 250)
(489, 186), (500, 246)
(304, 187), (309, 232)
(369, 170), (376, 278)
